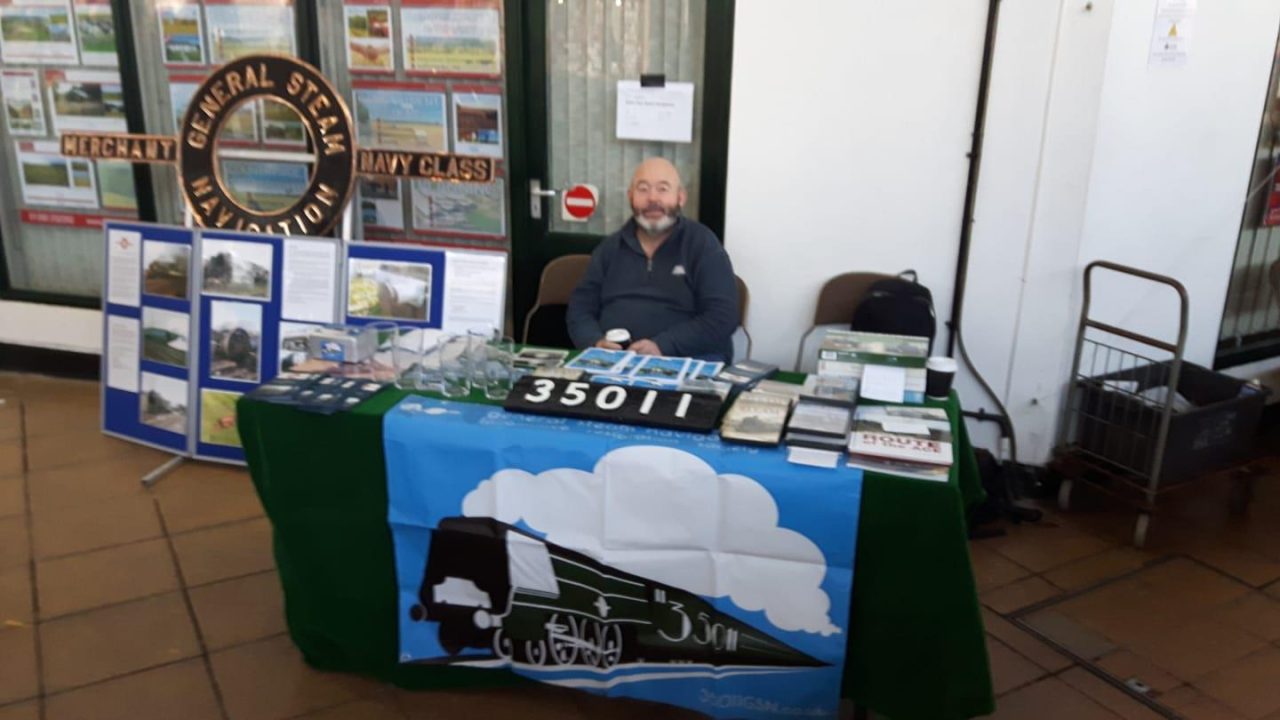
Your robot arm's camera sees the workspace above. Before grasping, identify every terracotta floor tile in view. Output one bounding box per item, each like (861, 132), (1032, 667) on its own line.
(1058, 667), (1164, 720)
(26, 455), (158, 514)
(0, 625), (39, 704)
(1266, 581), (1280, 601)
(31, 494), (162, 560)
(172, 517), (274, 587)
(985, 677), (1121, 720)
(986, 521), (1113, 573)
(21, 399), (101, 439)
(0, 476), (23, 518)
(397, 686), (591, 720)
(0, 402), (21, 444)
(211, 635), (378, 720)
(988, 635), (1049, 695)
(982, 608), (1074, 673)
(1213, 592), (1280, 642)
(153, 464), (263, 534)
(1044, 547), (1151, 592)
(36, 538), (179, 619)
(1095, 649), (1182, 694)
(1162, 685), (1248, 720)
(0, 701), (39, 720)
(43, 658), (221, 720)
(0, 440), (22, 478)
(296, 696), (406, 720)
(0, 515), (30, 570)
(39, 592), (201, 693)
(1022, 609), (1117, 661)
(980, 576), (1062, 615)
(188, 570), (285, 650)
(970, 542), (1032, 592)
(1194, 647), (1280, 719)
(1125, 618), (1266, 683)
(573, 689), (704, 719)
(0, 564), (33, 625)
(24, 432), (167, 474)
(1189, 541), (1280, 588)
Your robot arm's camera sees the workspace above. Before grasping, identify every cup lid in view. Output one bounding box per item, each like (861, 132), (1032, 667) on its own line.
(927, 356), (958, 372)
(605, 328), (632, 342)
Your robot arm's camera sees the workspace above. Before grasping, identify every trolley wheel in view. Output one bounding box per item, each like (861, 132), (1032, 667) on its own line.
(1057, 479), (1074, 512)
(1133, 513), (1150, 548)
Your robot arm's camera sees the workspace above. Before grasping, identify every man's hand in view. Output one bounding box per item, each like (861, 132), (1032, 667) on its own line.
(594, 339), (623, 350)
(630, 339), (662, 356)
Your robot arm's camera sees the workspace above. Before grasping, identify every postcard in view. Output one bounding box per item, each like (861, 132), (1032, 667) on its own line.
(451, 90), (502, 158)
(204, 3), (294, 65)
(16, 139), (98, 208)
(401, 2), (501, 77)
(514, 347), (568, 368)
(410, 177), (504, 236)
(0, 0), (80, 65)
(140, 371), (188, 434)
(347, 259), (433, 322)
(201, 237), (273, 300)
(44, 68), (126, 133)
(2, 69), (46, 136)
(344, 4), (393, 72)
(74, 1), (116, 66)
(631, 355), (691, 383)
(565, 348), (632, 375)
(142, 240), (190, 300)
(141, 306), (190, 368)
(354, 85), (447, 152)
(208, 300), (262, 383)
(157, 4), (204, 65)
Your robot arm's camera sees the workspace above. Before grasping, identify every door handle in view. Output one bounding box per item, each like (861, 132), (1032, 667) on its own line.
(530, 179), (557, 220)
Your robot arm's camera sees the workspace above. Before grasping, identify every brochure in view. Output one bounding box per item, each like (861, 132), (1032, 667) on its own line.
(564, 347), (632, 375)
(848, 406), (952, 466)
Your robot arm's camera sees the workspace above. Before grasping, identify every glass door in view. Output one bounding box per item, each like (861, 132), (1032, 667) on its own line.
(507, 0), (733, 330)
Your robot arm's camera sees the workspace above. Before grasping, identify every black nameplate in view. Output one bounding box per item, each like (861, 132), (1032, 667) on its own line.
(640, 73), (666, 87)
(503, 376), (722, 433)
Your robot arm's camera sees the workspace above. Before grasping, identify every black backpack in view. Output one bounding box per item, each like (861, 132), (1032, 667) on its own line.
(850, 270), (936, 353)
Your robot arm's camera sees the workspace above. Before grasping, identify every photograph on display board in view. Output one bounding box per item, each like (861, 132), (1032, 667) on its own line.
(142, 240), (190, 299)
(451, 92), (502, 158)
(218, 159), (308, 213)
(260, 99), (305, 144)
(141, 306), (190, 368)
(16, 140), (98, 208)
(354, 87), (446, 152)
(410, 177), (504, 236)
(360, 177), (404, 230)
(208, 300), (262, 383)
(2, 70), (47, 136)
(205, 3), (295, 65)
(139, 372), (189, 434)
(400, 3), (501, 77)
(170, 82), (256, 140)
(344, 5), (393, 72)
(97, 161), (137, 211)
(74, 2), (117, 66)
(157, 4), (204, 65)
(278, 320), (320, 373)
(201, 238), (272, 300)
(200, 388), (242, 446)
(0, 0), (79, 65)
(45, 69), (126, 134)
(347, 259), (431, 322)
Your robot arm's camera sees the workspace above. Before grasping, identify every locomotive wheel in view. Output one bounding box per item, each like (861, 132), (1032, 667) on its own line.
(492, 628), (513, 661)
(598, 623), (623, 669)
(522, 639), (549, 666)
(548, 614), (580, 666)
(579, 621), (601, 667)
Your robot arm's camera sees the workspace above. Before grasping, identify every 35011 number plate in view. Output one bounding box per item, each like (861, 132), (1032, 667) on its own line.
(502, 376), (722, 432)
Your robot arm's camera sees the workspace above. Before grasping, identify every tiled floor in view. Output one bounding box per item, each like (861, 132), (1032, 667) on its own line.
(1, 372), (1277, 719)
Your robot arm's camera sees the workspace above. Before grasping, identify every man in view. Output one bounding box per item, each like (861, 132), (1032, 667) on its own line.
(566, 158), (739, 363)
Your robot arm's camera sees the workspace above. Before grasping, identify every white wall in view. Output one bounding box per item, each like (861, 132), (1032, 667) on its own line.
(0, 300), (100, 355)
(724, 0), (991, 369)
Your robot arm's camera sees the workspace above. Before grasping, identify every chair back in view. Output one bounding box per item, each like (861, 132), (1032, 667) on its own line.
(522, 254), (593, 344)
(734, 275), (752, 359)
(792, 271), (896, 370)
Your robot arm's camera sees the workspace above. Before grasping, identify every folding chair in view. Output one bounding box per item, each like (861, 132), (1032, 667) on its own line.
(792, 272), (894, 371)
(521, 254), (592, 346)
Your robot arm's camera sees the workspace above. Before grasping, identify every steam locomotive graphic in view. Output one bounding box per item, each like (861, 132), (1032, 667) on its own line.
(408, 516), (825, 669)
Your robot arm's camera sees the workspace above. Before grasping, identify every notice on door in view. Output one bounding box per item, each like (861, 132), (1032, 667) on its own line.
(616, 80), (694, 143)
(1149, 0), (1194, 67)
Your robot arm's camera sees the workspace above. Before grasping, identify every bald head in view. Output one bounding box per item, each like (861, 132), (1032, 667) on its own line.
(629, 157), (686, 236)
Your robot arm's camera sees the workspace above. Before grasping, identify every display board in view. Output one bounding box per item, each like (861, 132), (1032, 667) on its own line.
(102, 221), (507, 465)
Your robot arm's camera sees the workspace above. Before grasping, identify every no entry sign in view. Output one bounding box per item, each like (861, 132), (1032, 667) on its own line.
(561, 183), (599, 222)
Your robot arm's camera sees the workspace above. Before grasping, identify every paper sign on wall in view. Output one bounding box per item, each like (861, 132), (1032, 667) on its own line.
(616, 80), (694, 143)
(1150, 0), (1195, 67)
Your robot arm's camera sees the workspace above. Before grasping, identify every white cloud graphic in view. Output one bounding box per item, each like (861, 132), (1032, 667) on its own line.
(461, 446), (842, 636)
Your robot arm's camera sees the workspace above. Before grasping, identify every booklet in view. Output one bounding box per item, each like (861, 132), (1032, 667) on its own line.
(719, 389), (792, 446)
(786, 400), (853, 438)
(848, 406), (952, 465)
(565, 347), (634, 374)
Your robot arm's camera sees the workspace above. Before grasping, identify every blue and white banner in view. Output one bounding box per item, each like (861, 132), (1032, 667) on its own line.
(384, 397), (864, 719)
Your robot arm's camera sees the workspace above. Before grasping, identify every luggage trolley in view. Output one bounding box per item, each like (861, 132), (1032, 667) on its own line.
(1053, 261), (1190, 548)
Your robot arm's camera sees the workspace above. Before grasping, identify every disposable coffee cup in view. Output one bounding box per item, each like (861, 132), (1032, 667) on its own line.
(926, 357), (957, 400)
(605, 328), (632, 349)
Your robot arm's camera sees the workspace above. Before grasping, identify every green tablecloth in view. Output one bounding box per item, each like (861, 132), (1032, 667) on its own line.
(239, 383), (993, 720)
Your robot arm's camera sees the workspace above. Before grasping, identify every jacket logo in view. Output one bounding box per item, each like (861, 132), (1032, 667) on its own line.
(672, 265), (687, 276)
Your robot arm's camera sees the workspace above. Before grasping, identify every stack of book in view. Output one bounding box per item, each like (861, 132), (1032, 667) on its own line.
(719, 388), (794, 446)
(846, 406), (952, 481)
(816, 330), (929, 403)
(783, 398), (854, 468)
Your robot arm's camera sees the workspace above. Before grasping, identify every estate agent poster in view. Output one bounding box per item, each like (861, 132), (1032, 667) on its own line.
(344, 2), (393, 73)
(204, 0), (295, 66)
(411, 176), (504, 237)
(44, 68), (126, 133)
(360, 177), (405, 231)
(400, 0), (501, 77)
(451, 88), (501, 158)
(170, 78), (258, 139)
(2, 69), (46, 136)
(156, 3), (204, 66)
(0, 0), (79, 65)
(73, 0), (116, 66)
(384, 399), (862, 719)
(353, 81), (447, 152)
(16, 139), (98, 208)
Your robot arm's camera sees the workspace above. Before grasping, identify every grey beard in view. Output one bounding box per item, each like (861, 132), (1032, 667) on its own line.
(635, 212), (677, 234)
